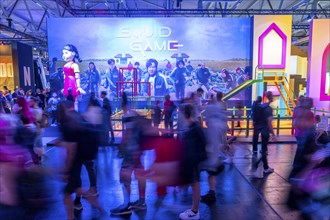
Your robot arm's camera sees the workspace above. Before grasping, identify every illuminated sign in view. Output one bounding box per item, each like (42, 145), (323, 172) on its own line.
(117, 26), (184, 57)
(24, 66), (31, 86)
(0, 62), (14, 77)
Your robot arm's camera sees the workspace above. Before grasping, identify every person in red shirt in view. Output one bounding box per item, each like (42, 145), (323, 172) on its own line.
(163, 95), (176, 137)
(140, 135), (183, 196)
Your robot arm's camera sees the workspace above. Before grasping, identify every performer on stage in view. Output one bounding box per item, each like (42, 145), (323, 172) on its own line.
(62, 44), (85, 100)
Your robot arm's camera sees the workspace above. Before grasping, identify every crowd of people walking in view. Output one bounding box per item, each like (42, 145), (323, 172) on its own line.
(0, 85), (329, 220)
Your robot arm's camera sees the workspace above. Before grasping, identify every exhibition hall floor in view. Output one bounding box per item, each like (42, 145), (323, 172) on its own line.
(17, 127), (302, 220)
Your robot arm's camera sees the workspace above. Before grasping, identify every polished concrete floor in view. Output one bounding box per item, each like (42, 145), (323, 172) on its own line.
(3, 127), (306, 220)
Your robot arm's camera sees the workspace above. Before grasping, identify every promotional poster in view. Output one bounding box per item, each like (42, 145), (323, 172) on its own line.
(48, 17), (252, 101)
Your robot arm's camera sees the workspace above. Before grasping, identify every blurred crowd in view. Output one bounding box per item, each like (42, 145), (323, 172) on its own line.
(0, 86), (232, 220)
(0, 85), (329, 220)
(288, 96), (330, 219)
(0, 93), (54, 219)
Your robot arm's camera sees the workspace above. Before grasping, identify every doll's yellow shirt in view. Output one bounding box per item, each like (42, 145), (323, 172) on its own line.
(71, 62), (80, 73)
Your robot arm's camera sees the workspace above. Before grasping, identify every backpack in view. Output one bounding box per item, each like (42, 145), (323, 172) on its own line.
(251, 102), (263, 123)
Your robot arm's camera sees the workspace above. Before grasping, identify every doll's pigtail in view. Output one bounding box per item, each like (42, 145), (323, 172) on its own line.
(72, 45), (82, 63)
(76, 54), (82, 63)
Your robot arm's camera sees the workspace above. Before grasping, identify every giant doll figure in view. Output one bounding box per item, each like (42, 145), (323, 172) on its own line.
(62, 44), (85, 100)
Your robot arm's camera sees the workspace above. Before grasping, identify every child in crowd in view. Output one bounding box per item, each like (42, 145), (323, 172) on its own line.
(179, 104), (207, 220)
(152, 100), (162, 128)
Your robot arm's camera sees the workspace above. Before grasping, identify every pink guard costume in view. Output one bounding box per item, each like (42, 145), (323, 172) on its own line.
(63, 62), (80, 99)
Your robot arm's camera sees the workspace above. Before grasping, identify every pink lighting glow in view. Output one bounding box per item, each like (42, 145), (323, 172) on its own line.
(258, 23), (287, 69)
(320, 43), (330, 101)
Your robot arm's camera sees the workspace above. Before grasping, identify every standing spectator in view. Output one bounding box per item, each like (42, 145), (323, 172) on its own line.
(105, 59), (119, 100)
(196, 63), (211, 91)
(45, 88), (51, 104)
(100, 91), (115, 145)
(163, 95), (176, 137)
(251, 96), (264, 153)
(48, 92), (59, 126)
(152, 100), (162, 128)
(3, 86), (12, 104)
(170, 60), (187, 100)
(0, 91), (7, 108)
(235, 100), (244, 127)
(179, 104), (207, 220)
(11, 88), (19, 99)
(4, 90), (12, 105)
(36, 89), (46, 110)
(3, 86), (9, 95)
(142, 58), (167, 97)
(252, 91), (276, 178)
(25, 90), (33, 100)
(19, 88), (25, 96)
(0, 91), (9, 113)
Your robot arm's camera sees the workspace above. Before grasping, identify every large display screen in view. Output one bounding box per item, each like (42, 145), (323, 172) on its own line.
(48, 17), (252, 100)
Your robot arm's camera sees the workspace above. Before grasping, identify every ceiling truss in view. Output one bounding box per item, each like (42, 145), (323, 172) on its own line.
(0, 0), (329, 53)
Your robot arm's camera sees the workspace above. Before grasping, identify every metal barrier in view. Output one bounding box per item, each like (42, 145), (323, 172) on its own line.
(227, 115), (297, 137)
(227, 108), (330, 137)
(230, 106), (330, 118)
(109, 102), (330, 137)
(110, 113), (317, 137)
(116, 81), (151, 97)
